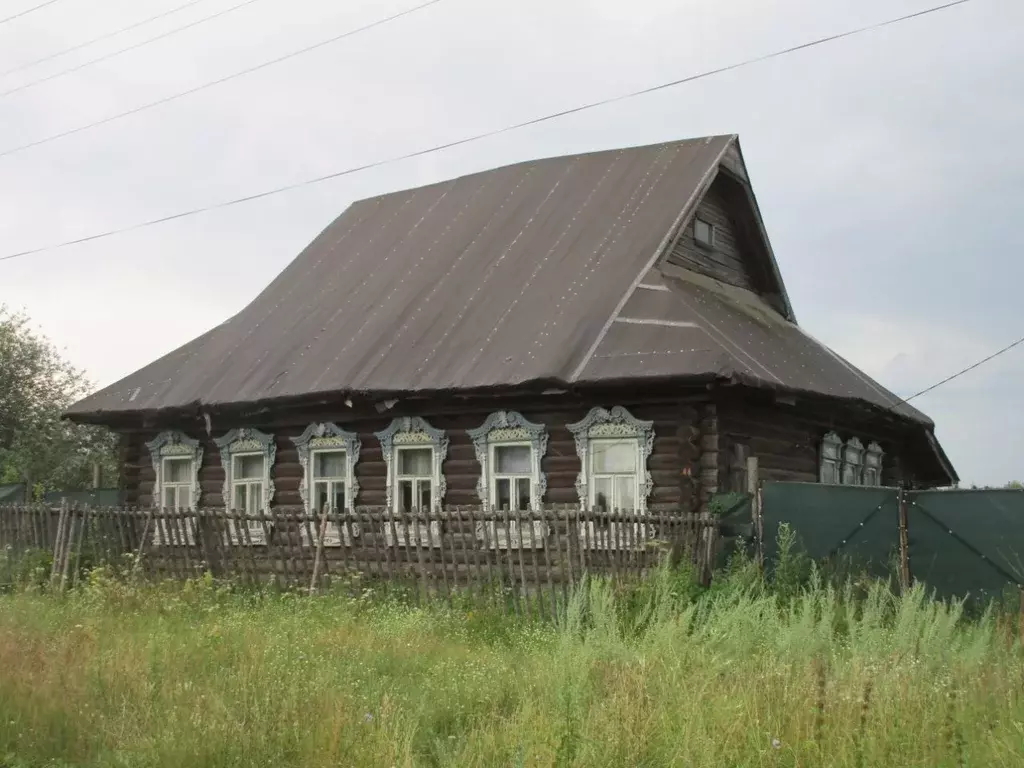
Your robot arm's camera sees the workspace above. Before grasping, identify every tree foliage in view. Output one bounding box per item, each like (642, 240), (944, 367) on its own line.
(0, 305), (118, 497)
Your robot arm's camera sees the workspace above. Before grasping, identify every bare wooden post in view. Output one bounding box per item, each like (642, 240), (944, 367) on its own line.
(71, 506), (91, 589)
(898, 487), (912, 593)
(60, 506), (80, 593)
(92, 462), (102, 491)
(50, 499), (68, 587)
(513, 509), (531, 619)
(308, 503), (329, 595)
(132, 507), (153, 581)
(432, 507), (451, 605)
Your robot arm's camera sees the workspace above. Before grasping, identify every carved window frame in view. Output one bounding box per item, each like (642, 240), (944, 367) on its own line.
(567, 406), (654, 514)
(292, 423), (361, 547)
(145, 430), (202, 546)
(375, 417), (447, 546)
(819, 431), (842, 485)
(214, 428), (275, 545)
(841, 437), (864, 486)
(467, 411), (549, 549)
(863, 441), (884, 487)
(467, 411), (548, 511)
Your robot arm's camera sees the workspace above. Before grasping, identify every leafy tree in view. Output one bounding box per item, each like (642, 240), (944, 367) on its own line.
(0, 305), (118, 497)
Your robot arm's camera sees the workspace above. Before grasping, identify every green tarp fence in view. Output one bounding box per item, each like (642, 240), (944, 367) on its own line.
(759, 482), (1024, 603)
(0, 483), (25, 503)
(41, 489), (124, 507)
(761, 481), (900, 579)
(909, 489), (1024, 602)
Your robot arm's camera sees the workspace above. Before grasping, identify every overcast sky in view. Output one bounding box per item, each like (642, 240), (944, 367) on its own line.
(1, 0), (1020, 486)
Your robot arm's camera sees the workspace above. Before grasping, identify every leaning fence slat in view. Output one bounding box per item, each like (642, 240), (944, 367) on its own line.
(512, 509), (531, 619)
(309, 504), (329, 595)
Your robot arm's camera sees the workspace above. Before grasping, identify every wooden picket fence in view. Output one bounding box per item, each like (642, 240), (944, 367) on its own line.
(0, 503), (718, 615)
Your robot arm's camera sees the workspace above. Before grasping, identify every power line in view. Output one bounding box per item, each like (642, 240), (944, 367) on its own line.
(898, 334), (1024, 406)
(0, 0), (216, 80)
(0, 0), (270, 99)
(0, 0), (975, 263)
(0, 0), (61, 27)
(0, 0), (446, 159)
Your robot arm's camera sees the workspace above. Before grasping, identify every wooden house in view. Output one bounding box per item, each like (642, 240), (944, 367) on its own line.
(65, 135), (957, 535)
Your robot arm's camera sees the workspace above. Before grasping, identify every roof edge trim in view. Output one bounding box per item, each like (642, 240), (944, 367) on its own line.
(569, 136), (734, 382)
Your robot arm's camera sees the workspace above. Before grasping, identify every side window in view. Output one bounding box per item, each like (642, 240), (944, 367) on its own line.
(567, 406), (654, 513)
(292, 423), (360, 546)
(215, 428), (275, 545)
(145, 431), (202, 545)
(467, 411), (547, 511)
(841, 438), (864, 486)
(863, 442), (884, 486)
(819, 432), (842, 484)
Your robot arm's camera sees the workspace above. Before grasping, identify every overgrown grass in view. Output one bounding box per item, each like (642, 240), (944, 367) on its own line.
(1, 537), (1023, 766)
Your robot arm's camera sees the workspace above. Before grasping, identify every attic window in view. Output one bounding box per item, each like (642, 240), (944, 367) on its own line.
(694, 217), (715, 248)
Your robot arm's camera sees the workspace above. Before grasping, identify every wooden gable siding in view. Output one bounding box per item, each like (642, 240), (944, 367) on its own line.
(666, 175), (757, 292)
(711, 392), (925, 490)
(119, 393), (705, 514)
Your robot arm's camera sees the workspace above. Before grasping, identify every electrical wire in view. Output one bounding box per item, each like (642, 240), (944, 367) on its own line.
(0, 0), (975, 263)
(898, 334), (1024, 405)
(0, 0), (61, 27)
(0, 0), (218, 80)
(0, 0), (274, 99)
(0, 0), (448, 159)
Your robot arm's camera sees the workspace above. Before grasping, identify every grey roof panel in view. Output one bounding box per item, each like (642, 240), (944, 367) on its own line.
(67, 133), (930, 431)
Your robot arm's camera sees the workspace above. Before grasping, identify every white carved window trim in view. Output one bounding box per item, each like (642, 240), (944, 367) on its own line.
(214, 428), (275, 546)
(841, 437), (864, 486)
(292, 423), (361, 547)
(863, 441), (884, 487)
(467, 411), (549, 549)
(145, 431), (201, 546)
(567, 407), (654, 514)
(375, 417), (447, 547)
(819, 431), (842, 485)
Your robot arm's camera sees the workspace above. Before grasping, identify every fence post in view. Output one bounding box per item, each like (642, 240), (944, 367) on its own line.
(898, 486), (912, 593)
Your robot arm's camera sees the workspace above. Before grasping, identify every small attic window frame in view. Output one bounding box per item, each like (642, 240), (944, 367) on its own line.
(693, 217), (715, 249)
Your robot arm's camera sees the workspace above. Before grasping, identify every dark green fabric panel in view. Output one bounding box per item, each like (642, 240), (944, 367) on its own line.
(42, 489), (124, 507)
(0, 484), (25, 502)
(762, 482), (900, 575)
(910, 490), (1024, 601)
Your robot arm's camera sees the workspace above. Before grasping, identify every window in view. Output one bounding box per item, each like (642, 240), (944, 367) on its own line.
(567, 406), (654, 516)
(468, 411), (549, 549)
(292, 423), (360, 546)
(467, 411), (548, 511)
(145, 431), (202, 546)
(841, 438), (864, 486)
(397, 447), (433, 512)
(375, 417), (447, 547)
(694, 217), (715, 248)
(863, 442), (884, 486)
(819, 432), (842, 484)
(215, 428), (275, 545)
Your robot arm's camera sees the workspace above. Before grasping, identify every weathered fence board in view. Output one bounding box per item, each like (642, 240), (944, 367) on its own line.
(0, 504), (717, 606)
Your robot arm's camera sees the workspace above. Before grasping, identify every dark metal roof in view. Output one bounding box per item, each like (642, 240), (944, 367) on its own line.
(67, 133), (931, 431)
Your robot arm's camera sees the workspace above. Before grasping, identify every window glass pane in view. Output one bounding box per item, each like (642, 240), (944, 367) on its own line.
(235, 454), (264, 479)
(164, 458), (191, 483)
(516, 477), (532, 510)
(398, 448), (432, 476)
(842, 465), (859, 485)
(593, 477), (613, 511)
(247, 482), (263, 511)
(616, 476), (636, 511)
(314, 482), (329, 511)
(495, 445), (531, 474)
(233, 484), (247, 511)
(163, 486), (176, 509)
(495, 478), (511, 510)
(398, 480), (413, 512)
(333, 483), (347, 511)
(315, 451), (346, 478)
(592, 442), (635, 473)
(418, 482), (432, 511)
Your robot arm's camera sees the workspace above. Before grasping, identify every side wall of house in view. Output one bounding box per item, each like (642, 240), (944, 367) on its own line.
(119, 391), (706, 513)
(709, 391), (929, 493)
